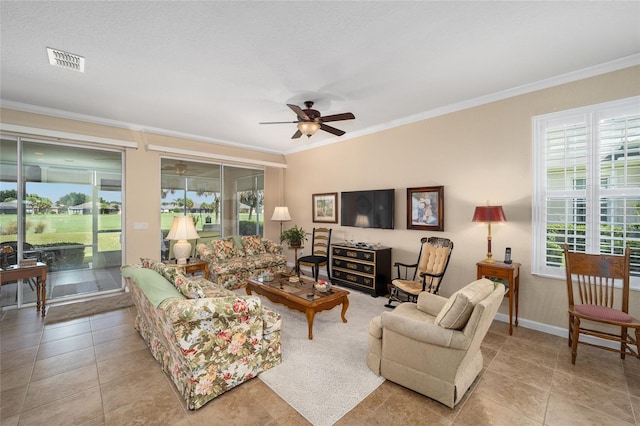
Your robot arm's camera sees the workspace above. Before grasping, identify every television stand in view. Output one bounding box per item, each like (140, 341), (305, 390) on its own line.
(331, 243), (391, 297)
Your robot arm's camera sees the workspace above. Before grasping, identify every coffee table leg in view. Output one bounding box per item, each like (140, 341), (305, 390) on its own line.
(340, 296), (349, 323)
(305, 309), (315, 340)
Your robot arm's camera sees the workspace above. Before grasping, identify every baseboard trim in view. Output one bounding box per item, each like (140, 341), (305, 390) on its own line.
(494, 313), (624, 350)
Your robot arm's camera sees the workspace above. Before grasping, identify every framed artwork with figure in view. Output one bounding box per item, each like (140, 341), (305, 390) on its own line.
(407, 186), (444, 231)
(312, 192), (338, 223)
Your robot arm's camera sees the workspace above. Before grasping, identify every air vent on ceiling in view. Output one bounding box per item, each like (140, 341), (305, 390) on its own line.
(47, 47), (85, 72)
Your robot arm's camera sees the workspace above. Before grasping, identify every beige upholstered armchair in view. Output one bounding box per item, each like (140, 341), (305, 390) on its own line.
(367, 278), (505, 408)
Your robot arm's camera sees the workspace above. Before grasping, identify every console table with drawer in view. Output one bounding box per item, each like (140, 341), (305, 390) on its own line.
(331, 243), (392, 297)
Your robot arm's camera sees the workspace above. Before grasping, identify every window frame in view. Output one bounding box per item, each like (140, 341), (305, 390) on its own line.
(532, 96), (640, 289)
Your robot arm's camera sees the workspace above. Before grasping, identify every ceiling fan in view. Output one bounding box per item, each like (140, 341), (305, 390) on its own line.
(260, 101), (355, 139)
(161, 161), (192, 176)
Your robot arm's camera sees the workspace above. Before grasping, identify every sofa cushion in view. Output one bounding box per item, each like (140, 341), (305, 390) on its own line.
(140, 258), (206, 299)
(242, 235), (267, 256)
(435, 278), (495, 330)
(231, 235), (244, 250)
(213, 238), (243, 259)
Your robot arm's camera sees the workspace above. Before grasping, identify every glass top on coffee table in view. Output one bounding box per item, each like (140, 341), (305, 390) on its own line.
(249, 273), (339, 301)
(246, 272), (349, 340)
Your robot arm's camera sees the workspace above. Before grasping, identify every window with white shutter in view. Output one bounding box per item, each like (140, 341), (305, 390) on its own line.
(532, 97), (640, 288)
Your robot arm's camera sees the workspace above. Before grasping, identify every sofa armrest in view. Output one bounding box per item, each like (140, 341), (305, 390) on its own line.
(160, 294), (263, 324)
(416, 292), (448, 316)
(195, 243), (219, 263)
(381, 311), (471, 350)
(263, 239), (283, 255)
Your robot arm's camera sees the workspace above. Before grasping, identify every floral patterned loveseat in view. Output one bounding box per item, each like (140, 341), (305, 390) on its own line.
(121, 259), (282, 410)
(195, 235), (287, 290)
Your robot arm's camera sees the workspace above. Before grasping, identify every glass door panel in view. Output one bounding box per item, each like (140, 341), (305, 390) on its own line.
(160, 158), (221, 260)
(0, 137), (124, 308)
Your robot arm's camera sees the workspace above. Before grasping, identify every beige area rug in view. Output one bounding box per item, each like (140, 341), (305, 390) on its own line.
(237, 286), (386, 426)
(45, 292), (134, 324)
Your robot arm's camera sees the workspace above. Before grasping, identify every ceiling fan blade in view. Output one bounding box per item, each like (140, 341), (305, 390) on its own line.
(320, 112), (355, 123)
(320, 123), (346, 137)
(259, 121), (298, 124)
(291, 130), (303, 139)
(287, 104), (310, 121)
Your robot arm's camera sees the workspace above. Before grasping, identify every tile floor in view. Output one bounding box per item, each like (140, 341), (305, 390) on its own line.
(1, 305), (639, 425)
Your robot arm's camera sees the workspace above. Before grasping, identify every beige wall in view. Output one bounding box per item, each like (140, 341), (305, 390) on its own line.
(282, 66), (640, 331)
(2, 65), (638, 333)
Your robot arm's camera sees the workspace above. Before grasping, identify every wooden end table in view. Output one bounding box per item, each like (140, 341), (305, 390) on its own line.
(246, 273), (349, 340)
(166, 259), (209, 279)
(477, 260), (521, 335)
(0, 262), (48, 317)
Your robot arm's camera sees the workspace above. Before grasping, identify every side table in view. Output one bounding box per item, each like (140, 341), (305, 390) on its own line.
(288, 245), (305, 275)
(0, 262), (48, 317)
(476, 261), (520, 335)
(167, 259), (210, 280)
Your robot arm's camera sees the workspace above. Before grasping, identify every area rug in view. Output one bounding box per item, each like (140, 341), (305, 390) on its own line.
(245, 286), (386, 426)
(45, 292), (134, 324)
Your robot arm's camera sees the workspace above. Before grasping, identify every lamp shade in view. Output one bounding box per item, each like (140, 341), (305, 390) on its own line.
(297, 121), (320, 137)
(472, 206), (507, 223)
(271, 206), (292, 222)
(166, 216), (199, 241)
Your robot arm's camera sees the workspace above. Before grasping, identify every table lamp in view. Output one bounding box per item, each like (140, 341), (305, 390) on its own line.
(167, 216), (199, 265)
(472, 205), (506, 263)
(271, 206), (292, 235)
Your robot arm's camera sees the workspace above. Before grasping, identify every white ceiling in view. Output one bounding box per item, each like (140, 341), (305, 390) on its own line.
(1, 1), (639, 155)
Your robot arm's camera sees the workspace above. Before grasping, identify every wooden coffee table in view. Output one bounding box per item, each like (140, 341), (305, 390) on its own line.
(246, 274), (349, 340)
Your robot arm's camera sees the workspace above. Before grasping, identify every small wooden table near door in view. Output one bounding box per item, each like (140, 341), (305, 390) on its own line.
(0, 262), (48, 317)
(477, 261), (520, 335)
(166, 259), (210, 280)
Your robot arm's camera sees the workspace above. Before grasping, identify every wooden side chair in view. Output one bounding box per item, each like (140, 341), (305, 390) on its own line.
(385, 236), (453, 308)
(297, 227), (332, 282)
(563, 244), (640, 364)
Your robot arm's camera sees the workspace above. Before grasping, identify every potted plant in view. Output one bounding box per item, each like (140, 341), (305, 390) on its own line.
(280, 225), (307, 247)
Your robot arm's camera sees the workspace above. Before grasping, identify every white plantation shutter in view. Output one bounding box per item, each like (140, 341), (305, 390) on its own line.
(532, 97), (640, 288)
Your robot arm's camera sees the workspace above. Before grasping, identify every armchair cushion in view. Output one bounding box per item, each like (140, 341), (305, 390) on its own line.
(417, 292), (448, 317)
(435, 278), (495, 330)
(418, 244), (451, 276)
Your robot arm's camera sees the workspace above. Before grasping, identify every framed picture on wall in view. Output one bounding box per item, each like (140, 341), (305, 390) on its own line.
(312, 192), (338, 223)
(407, 186), (444, 231)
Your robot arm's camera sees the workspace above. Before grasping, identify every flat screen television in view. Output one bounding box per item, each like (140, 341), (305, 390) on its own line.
(341, 189), (395, 229)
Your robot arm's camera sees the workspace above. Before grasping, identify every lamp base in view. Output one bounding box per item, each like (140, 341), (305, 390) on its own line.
(173, 240), (192, 265)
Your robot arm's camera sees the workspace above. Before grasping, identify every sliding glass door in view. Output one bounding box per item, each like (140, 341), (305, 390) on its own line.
(0, 136), (124, 309)
(160, 158), (264, 260)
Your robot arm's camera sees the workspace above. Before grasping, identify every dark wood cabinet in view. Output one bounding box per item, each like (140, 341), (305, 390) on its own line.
(331, 244), (391, 297)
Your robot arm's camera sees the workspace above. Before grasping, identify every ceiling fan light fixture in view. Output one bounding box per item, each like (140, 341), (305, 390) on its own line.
(174, 162), (187, 175)
(297, 121), (320, 137)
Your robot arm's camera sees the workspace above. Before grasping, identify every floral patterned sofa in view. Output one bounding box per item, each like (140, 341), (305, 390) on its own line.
(121, 259), (282, 410)
(195, 235), (287, 290)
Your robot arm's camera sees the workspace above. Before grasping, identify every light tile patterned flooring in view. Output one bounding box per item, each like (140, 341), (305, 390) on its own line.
(1, 305), (639, 425)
